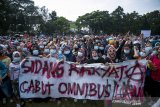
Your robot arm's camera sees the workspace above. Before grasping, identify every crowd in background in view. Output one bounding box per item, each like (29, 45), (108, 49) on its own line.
(0, 34), (160, 107)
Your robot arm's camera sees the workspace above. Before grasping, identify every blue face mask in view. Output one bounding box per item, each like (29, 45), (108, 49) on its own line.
(145, 47), (152, 54)
(99, 47), (104, 50)
(33, 50), (39, 55)
(44, 49), (50, 54)
(13, 57), (21, 62)
(94, 46), (99, 50)
(50, 49), (56, 55)
(140, 52), (146, 57)
(151, 50), (158, 55)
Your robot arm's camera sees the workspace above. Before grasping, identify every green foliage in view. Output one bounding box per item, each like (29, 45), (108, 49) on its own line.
(76, 6), (160, 35)
(0, 2), (159, 35)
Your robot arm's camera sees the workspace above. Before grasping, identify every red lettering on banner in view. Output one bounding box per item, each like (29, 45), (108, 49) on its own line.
(116, 66), (127, 81)
(85, 83), (88, 98)
(58, 82), (67, 94)
(108, 66), (119, 78)
(34, 60), (42, 74)
(57, 82), (111, 99)
(68, 82), (76, 95)
(69, 64), (80, 76)
(51, 61), (64, 78)
(125, 63), (146, 83)
(21, 59), (31, 73)
(20, 81), (28, 93)
(89, 83), (97, 96)
(77, 83), (85, 95)
(102, 66), (111, 78)
(21, 58), (64, 79)
(19, 80), (54, 95)
(35, 80), (40, 93)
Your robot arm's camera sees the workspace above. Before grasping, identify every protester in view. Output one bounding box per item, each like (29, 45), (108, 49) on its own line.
(87, 49), (106, 64)
(0, 34), (160, 107)
(0, 46), (13, 106)
(9, 51), (22, 107)
(76, 48), (87, 64)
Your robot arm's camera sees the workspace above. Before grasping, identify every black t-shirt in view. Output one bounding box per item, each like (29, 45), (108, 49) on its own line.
(87, 57), (106, 64)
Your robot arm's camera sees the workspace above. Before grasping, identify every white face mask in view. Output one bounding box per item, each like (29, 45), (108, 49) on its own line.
(95, 40), (99, 42)
(99, 47), (104, 50)
(50, 49), (56, 55)
(78, 52), (83, 57)
(93, 56), (98, 60)
(140, 52), (146, 57)
(94, 46), (99, 50)
(22, 48), (28, 52)
(13, 57), (21, 62)
(39, 45), (44, 49)
(58, 50), (62, 54)
(44, 49), (50, 54)
(43, 42), (47, 45)
(33, 50), (39, 55)
(4, 45), (8, 48)
(145, 47), (152, 54)
(64, 50), (70, 54)
(124, 50), (130, 54)
(151, 50), (158, 55)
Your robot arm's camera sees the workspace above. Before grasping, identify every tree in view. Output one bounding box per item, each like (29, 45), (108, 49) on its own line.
(53, 17), (70, 35)
(49, 11), (57, 21)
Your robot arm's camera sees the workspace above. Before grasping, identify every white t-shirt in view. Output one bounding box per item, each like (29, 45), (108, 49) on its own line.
(9, 62), (20, 80)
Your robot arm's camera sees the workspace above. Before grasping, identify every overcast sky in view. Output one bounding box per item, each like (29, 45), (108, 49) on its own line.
(33, 0), (160, 21)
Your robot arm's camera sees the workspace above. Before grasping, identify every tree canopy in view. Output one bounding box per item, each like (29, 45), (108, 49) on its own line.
(0, 0), (159, 35)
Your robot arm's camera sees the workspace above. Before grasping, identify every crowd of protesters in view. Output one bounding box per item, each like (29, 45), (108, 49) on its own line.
(0, 33), (160, 107)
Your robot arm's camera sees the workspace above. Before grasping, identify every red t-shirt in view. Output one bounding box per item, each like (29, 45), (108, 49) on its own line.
(150, 55), (160, 81)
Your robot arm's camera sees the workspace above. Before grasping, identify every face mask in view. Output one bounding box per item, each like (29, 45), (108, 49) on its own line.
(44, 49), (50, 54)
(95, 40), (99, 42)
(40, 45), (44, 49)
(4, 45), (8, 48)
(78, 52), (83, 57)
(50, 49), (56, 55)
(93, 56), (98, 60)
(22, 48), (28, 52)
(145, 47), (152, 53)
(58, 50), (62, 54)
(99, 47), (104, 50)
(140, 52), (146, 57)
(13, 57), (21, 62)
(94, 46), (99, 50)
(124, 50), (130, 54)
(151, 50), (158, 55)
(64, 50), (70, 54)
(33, 50), (39, 55)
(43, 42), (47, 45)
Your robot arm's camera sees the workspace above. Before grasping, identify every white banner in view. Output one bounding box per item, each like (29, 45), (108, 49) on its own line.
(141, 30), (151, 38)
(19, 57), (147, 103)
